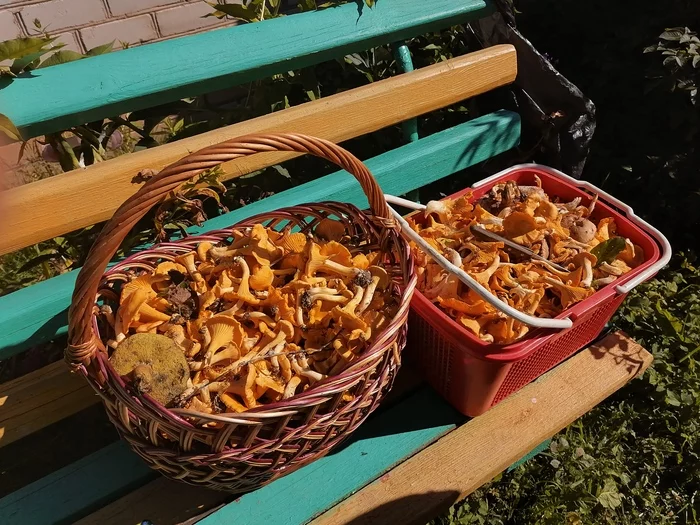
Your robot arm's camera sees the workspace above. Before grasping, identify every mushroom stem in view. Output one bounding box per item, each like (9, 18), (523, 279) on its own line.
(357, 276), (380, 314)
(599, 262), (624, 276)
(592, 275), (617, 288)
(343, 285), (365, 314)
(290, 356), (324, 383)
(580, 258), (593, 288)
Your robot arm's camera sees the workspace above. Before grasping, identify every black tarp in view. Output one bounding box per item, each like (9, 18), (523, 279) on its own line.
(473, 10), (596, 178)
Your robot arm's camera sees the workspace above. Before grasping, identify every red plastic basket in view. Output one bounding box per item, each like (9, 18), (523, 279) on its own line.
(406, 164), (670, 416)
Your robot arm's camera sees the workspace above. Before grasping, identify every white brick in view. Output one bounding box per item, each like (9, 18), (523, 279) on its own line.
(155, 1), (224, 38)
(107, 0), (180, 17)
(19, 0), (107, 32)
(55, 30), (83, 53)
(0, 0), (28, 7)
(0, 9), (23, 38)
(80, 14), (157, 49)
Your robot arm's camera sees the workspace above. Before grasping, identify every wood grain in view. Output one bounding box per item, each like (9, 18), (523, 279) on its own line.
(0, 46), (516, 256)
(0, 441), (154, 525)
(0, 361), (97, 448)
(8, 388), (459, 525)
(1, 0), (493, 139)
(310, 332), (652, 525)
(72, 477), (229, 525)
(0, 111), (521, 358)
(72, 369), (424, 525)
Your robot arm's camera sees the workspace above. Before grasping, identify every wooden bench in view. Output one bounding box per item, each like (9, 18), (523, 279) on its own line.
(0, 1), (653, 523)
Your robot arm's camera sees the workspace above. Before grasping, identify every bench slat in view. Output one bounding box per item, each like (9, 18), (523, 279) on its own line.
(0, 0), (493, 139)
(5, 387), (459, 525)
(0, 361), (96, 448)
(0, 441), (154, 525)
(3, 332), (649, 525)
(0, 46), (517, 256)
(0, 111), (520, 359)
(73, 368), (424, 525)
(310, 332), (652, 525)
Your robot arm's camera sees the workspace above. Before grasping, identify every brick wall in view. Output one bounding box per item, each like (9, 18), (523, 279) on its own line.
(0, 0), (239, 53)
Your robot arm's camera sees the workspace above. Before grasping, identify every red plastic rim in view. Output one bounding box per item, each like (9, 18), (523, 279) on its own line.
(410, 166), (662, 362)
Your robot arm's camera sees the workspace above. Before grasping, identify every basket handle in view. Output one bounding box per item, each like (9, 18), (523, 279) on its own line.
(384, 197), (572, 330)
(472, 164), (672, 294)
(67, 133), (394, 369)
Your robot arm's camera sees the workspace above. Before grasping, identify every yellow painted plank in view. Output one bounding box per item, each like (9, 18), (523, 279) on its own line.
(0, 361), (97, 448)
(310, 332), (652, 525)
(0, 46), (517, 255)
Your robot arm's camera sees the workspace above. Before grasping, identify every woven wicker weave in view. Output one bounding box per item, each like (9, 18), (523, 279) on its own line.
(66, 133), (416, 492)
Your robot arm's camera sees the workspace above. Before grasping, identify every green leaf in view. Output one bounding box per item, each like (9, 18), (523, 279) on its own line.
(597, 478), (622, 509)
(693, 55), (700, 68)
(38, 50), (85, 68)
(10, 44), (63, 74)
(655, 300), (685, 340)
(659, 29), (684, 41)
(0, 113), (22, 142)
(590, 237), (626, 265)
(365, 0), (375, 7)
(298, 0), (316, 10)
(679, 344), (700, 363)
(0, 36), (57, 61)
(86, 41), (114, 56)
(18, 251), (59, 273)
(665, 390), (681, 406)
(205, 1), (257, 21)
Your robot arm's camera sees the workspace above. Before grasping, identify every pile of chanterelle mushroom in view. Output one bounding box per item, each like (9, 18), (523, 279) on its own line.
(102, 220), (397, 414)
(408, 177), (646, 345)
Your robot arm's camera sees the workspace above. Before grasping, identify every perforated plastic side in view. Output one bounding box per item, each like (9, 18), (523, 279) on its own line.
(407, 310), (452, 398)
(491, 294), (626, 405)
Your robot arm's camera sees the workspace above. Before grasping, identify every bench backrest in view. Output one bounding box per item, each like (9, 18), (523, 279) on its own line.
(0, 3), (521, 523)
(0, 0), (516, 360)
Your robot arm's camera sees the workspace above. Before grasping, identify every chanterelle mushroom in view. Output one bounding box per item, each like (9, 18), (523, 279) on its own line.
(111, 220), (396, 415)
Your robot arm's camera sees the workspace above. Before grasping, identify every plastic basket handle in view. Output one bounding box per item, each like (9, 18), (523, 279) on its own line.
(472, 164), (672, 294)
(67, 133), (395, 370)
(385, 197), (572, 330)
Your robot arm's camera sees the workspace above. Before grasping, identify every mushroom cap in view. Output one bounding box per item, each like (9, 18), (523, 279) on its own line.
(277, 319), (295, 340)
(571, 251), (597, 266)
(320, 241), (353, 265)
(276, 232), (308, 254)
(206, 314), (245, 352)
(249, 264), (274, 291)
(352, 253), (370, 270)
(315, 218), (346, 242)
(154, 261), (187, 275)
(368, 265), (390, 290)
(120, 274), (167, 304)
(117, 287), (149, 336)
(196, 242), (213, 262)
(569, 219), (597, 243)
(109, 333), (189, 406)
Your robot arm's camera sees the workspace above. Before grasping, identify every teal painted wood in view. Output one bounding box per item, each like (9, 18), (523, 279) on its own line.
(1, 0), (493, 139)
(392, 42), (420, 143)
(0, 387), (459, 525)
(506, 439), (551, 472)
(0, 111), (520, 359)
(198, 387), (462, 525)
(0, 441), (155, 525)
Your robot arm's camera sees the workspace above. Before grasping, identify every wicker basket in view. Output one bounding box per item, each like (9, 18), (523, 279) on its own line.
(66, 133), (416, 493)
